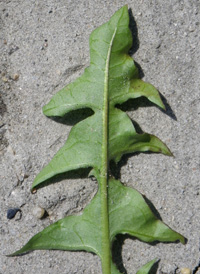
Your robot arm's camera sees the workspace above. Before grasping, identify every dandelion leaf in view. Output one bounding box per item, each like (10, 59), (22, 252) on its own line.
(10, 6), (185, 274)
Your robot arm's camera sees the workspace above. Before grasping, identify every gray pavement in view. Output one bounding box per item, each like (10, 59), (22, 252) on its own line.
(0, 0), (199, 273)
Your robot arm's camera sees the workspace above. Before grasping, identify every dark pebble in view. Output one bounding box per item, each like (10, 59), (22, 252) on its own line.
(7, 208), (21, 219)
(8, 45), (19, 55)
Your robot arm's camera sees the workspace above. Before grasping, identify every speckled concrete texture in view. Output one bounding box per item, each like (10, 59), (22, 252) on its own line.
(0, 0), (199, 273)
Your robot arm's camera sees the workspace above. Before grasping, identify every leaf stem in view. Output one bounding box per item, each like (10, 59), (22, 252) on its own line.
(100, 27), (117, 274)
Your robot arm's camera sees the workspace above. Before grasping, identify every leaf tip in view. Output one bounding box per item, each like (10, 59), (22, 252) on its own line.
(159, 101), (166, 111)
(42, 104), (50, 116)
(136, 258), (158, 274)
(6, 249), (23, 257)
(166, 148), (174, 157)
(6, 253), (16, 257)
(180, 235), (187, 245)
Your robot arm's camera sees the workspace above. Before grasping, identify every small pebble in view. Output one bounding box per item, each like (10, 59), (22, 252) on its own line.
(31, 188), (37, 194)
(2, 77), (8, 82)
(7, 208), (21, 219)
(12, 74), (19, 81)
(180, 268), (191, 274)
(32, 206), (45, 219)
(188, 25), (195, 32)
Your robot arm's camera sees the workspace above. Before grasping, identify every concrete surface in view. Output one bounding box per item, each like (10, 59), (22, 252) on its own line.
(0, 0), (199, 273)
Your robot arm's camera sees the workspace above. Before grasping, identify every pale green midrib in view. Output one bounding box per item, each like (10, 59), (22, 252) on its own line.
(100, 27), (117, 274)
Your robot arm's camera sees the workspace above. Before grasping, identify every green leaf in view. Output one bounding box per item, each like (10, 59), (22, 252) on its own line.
(112, 79), (165, 109)
(32, 5), (170, 190)
(10, 5), (185, 274)
(10, 180), (185, 265)
(136, 258), (157, 274)
(108, 180), (185, 244)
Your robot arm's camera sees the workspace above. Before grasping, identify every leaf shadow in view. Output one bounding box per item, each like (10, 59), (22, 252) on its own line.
(128, 9), (144, 79)
(109, 105), (168, 180)
(159, 93), (177, 121)
(112, 235), (160, 274)
(128, 9), (139, 56)
(127, 8), (177, 120)
(112, 232), (186, 274)
(150, 260), (160, 274)
(32, 167), (92, 191)
(110, 143), (168, 183)
(142, 195), (162, 221)
(47, 107), (94, 126)
(112, 235), (128, 274)
(116, 95), (177, 121)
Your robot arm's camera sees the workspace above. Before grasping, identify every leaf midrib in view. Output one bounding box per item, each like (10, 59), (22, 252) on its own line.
(100, 27), (117, 274)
